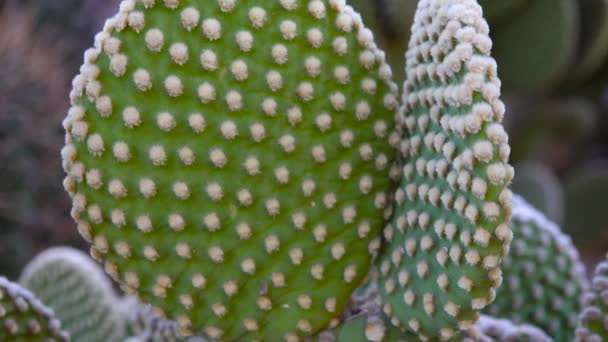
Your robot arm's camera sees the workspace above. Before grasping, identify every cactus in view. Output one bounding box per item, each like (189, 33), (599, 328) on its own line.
(62, 0), (399, 339)
(576, 256), (608, 341)
(0, 276), (70, 341)
(485, 195), (588, 341)
(568, 0), (608, 86)
(376, 0), (513, 339)
(490, 0), (579, 92)
(476, 0), (527, 27)
(469, 316), (550, 342)
(19, 247), (125, 342)
(565, 164), (608, 245)
(511, 161), (564, 225)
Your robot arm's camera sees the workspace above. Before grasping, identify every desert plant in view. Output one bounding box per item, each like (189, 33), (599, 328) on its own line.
(576, 255), (608, 341)
(0, 276), (70, 341)
(19, 247), (126, 342)
(376, 0), (513, 339)
(61, 0), (400, 340)
(485, 195), (589, 341)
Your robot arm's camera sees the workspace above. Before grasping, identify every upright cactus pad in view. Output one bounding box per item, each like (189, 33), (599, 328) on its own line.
(0, 277), (69, 341)
(485, 195), (588, 341)
(377, 0), (512, 339)
(19, 247), (125, 342)
(576, 256), (608, 341)
(62, 0), (399, 339)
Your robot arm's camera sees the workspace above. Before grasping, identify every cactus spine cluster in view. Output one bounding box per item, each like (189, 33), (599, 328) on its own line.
(485, 195), (588, 341)
(376, 0), (513, 340)
(576, 256), (608, 341)
(61, 0), (399, 340)
(19, 247), (125, 342)
(0, 276), (69, 341)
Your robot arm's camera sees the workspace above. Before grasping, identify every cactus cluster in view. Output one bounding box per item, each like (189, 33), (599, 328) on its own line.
(0, 276), (69, 341)
(19, 247), (125, 342)
(576, 256), (608, 341)
(376, 0), (512, 339)
(61, 0), (400, 340)
(485, 195), (589, 341)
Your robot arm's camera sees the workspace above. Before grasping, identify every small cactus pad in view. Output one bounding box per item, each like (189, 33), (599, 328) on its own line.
(0, 276), (69, 341)
(576, 256), (608, 341)
(62, 0), (399, 339)
(485, 195), (588, 341)
(490, 0), (579, 92)
(19, 247), (125, 342)
(376, 0), (512, 339)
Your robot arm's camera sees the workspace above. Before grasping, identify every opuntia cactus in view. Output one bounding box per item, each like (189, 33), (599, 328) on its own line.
(19, 247), (125, 342)
(485, 195), (588, 341)
(61, 0), (399, 340)
(0, 276), (70, 341)
(576, 255), (608, 342)
(376, 0), (513, 339)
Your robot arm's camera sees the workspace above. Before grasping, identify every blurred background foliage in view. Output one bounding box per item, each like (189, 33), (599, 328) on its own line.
(0, 0), (607, 279)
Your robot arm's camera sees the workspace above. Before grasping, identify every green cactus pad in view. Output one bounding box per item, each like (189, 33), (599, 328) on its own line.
(19, 247), (125, 342)
(0, 276), (70, 341)
(485, 195), (588, 341)
(476, 0), (528, 26)
(310, 315), (408, 342)
(576, 256), (608, 341)
(511, 162), (564, 225)
(565, 165), (608, 245)
(62, 0), (399, 339)
(568, 0), (608, 85)
(491, 0), (579, 92)
(376, 0), (513, 339)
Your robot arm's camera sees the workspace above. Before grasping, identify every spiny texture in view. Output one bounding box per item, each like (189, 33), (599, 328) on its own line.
(376, 0), (512, 340)
(0, 277), (69, 341)
(485, 195), (588, 341)
(469, 316), (550, 342)
(19, 247), (125, 342)
(62, 0), (399, 340)
(309, 315), (406, 342)
(126, 302), (186, 341)
(576, 256), (608, 342)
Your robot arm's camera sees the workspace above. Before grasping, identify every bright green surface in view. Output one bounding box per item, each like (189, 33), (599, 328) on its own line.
(64, 0), (398, 340)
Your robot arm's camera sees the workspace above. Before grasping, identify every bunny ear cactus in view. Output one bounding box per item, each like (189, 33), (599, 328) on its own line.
(61, 0), (400, 339)
(0, 277), (70, 341)
(576, 256), (608, 341)
(485, 195), (588, 341)
(468, 316), (550, 342)
(376, 0), (513, 340)
(19, 247), (125, 342)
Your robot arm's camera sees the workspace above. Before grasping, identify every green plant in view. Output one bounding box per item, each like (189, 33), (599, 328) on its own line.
(19, 247), (126, 342)
(511, 161), (564, 225)
(485, 195), (588, 341)
(0, 276), (70, 341)
(576, 255), (608, 341)
(376, 0), (512, 339)
(61, 0), (399, 340)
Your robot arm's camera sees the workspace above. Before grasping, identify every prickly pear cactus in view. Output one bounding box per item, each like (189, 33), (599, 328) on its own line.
(485, 195), (588, 341)
(61, 0), (399, 339)
(310, 315), (407, 342)
(376, 0), (513, 339)
(19, 247), (125, 342)
(576, 256), (608, 341)
(470, 316), (550, 342)
(0, 276), (70, 341)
